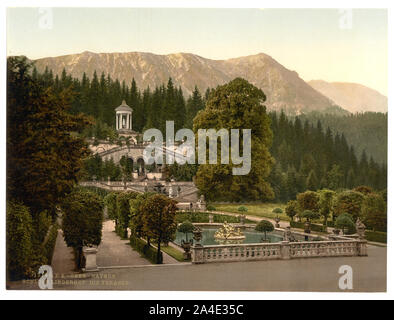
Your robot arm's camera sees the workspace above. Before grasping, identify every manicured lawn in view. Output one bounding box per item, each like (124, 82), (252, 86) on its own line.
(161, 245), (186, 262)
(212, 203), (289, 221)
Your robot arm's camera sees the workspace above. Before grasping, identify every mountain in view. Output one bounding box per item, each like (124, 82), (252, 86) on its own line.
(32, 51), (345, 115)
(308, 80), (387, 113)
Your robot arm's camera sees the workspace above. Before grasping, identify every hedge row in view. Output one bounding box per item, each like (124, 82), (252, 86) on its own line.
(290, 221), (327, 233)
(130, 235), (163, 264)
(176, 212), (243, 224)
(42, 224), (59, 265)
(365, 230), (387, 244)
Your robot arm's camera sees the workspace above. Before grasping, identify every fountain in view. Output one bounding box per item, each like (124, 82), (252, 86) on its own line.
(214, 222), (246, 243)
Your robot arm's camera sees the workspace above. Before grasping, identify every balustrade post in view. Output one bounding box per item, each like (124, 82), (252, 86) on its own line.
(192, 246), (204, 264)
(357, 240), (368, 256)
(192, 227), (204, 264)
(280, 241), (291, 260)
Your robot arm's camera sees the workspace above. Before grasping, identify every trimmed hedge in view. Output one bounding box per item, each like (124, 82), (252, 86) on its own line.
(42, 224), (59, 265)
(176, 212), (244, 224)
(365, 230), (387, 244)
(290, 221), (327, 233)
(130, 235), (163, 264)
(6, 201), (35, 280)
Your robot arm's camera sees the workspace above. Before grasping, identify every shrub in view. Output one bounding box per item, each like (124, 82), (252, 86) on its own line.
(33, 211), (52, 244)
(6, 201), (34, 280)
(255, 220), (274, 240)
(361, 193), (387, 232)
(79, 185), (110, 200)
(129, 193), (154, 237)
(116, 191), (139, 238)
(206, 205), (216, 211)
(335, 213), (356, 235)
(42, 224), (59, 264)
(237, 206), (248, 212)
(290, 221), (327, 233)
(176, 212), (209, 223)
(176, 212), (242, 224)
(353, 186), (373, 195)
(272, 207), (283, 214)
(177, 220), (194, 242)
(61, 189), (104, 269)
(285, 200), (298, 221)
(301, 210), (321, 222)
(214, 214), (240, 223)
(380, 189), (387, 203)
(104, 192), (119, 223)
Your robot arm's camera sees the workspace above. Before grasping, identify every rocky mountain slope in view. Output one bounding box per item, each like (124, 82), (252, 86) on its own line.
(309, 80), (387, 113)
(33, 51), (343, 114)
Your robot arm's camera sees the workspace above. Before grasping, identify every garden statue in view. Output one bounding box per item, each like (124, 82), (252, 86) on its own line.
(197, 195), (206, 211)
(209, 214), (214, 224)
(214, 222), (245, 241)
(239, 214), (246, 225)
(168, 184), (174, 198)
(304, 220), (311, 234)
(332, 228), (341, 235)
(356, 218), (366, 240)
(283, 226), (296, 242)
(275, 216), (281, 228)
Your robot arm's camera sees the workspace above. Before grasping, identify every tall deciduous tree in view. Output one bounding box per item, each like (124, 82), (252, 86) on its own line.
(333, 190), (365, 221)
(193, 78), (274, 202)
(296, 191), (319, 215)
(141, 194), (178, 264)
(317, 189), (335, 225)
(361, 193), (387, 232)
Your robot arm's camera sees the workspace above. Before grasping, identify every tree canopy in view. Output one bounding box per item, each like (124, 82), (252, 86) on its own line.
(7, 57), (91, 217)
(193, 78), (274, 202)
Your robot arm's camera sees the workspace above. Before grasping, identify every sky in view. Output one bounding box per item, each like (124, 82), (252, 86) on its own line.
(7, 8), (388, 95)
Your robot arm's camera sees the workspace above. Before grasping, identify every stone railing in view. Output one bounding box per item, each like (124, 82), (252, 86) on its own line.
(289, 240), (367, 258)
(192, 239), (367, 264)
(192, 243), (283, 264)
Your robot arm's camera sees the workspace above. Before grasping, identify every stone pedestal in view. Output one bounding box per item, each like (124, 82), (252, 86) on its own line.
(192, 245), (204, 264)
(280, 241), (291, 260)
(357, 240), (368, 257)
(83, 247), (99, 272)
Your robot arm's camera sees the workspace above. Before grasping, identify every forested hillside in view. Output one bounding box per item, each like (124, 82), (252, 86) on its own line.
(298, 112), (387, 164)
(33, 67), (204, 134)
(268, 111), (387, 202)
(31, 66), (387, 197)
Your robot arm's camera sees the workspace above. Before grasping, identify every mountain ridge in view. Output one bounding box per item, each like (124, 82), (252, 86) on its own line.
(308, 80), (387, 113)
(31, 51), (344, 115)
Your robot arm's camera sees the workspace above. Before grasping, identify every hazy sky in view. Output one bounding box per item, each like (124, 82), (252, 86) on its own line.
(7, 8), (388, 95)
